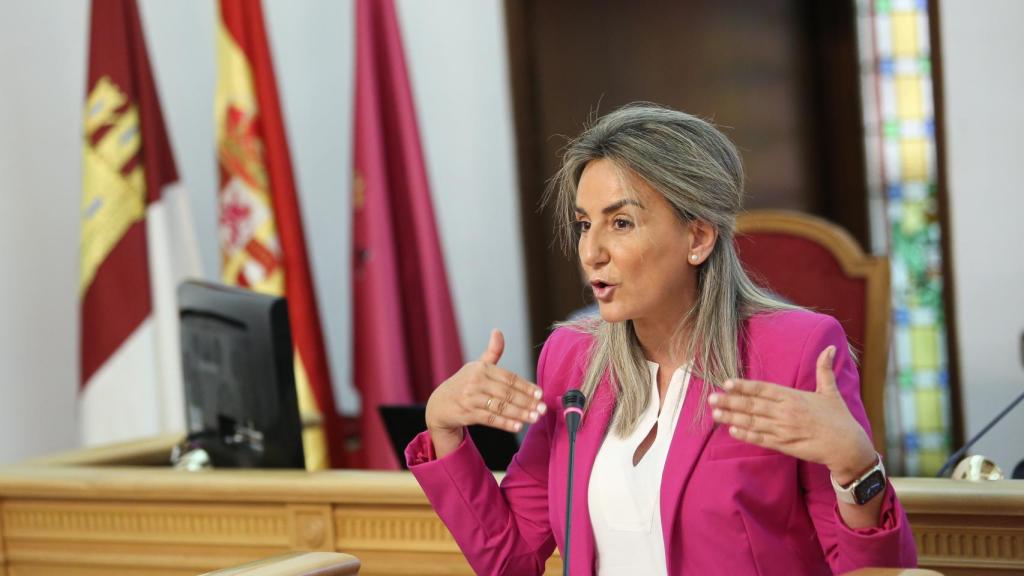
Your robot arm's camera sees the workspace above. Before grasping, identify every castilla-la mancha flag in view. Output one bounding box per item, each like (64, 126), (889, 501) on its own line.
(353, 0), (464, 469)
(216, 0), (345, 469)
(80, 0), (202, 445)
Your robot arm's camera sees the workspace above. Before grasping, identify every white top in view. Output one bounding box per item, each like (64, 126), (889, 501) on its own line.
(588, 361), (691, 575)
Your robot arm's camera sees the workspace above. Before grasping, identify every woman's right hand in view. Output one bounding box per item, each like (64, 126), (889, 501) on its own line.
(425, 329), (547, 458)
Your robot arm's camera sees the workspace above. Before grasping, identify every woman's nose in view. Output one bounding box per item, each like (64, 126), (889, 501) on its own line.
(579, 229), (608, 268)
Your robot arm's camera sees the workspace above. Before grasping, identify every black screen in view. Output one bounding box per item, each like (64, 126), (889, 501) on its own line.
(179, 280), (304, 468)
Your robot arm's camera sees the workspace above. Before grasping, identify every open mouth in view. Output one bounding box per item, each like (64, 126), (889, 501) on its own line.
(591, 280), (616, 301)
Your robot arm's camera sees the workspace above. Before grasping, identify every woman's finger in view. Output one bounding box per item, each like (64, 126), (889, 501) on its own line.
(478, 329), (505, 365)
(507, 370), (544, 403)
(709, 392), (777, 418)
(473, 408), (522, 433)
(722, 378), (787, 401)
(483, 364), (543, 403)
(814, 345), (839, 396)
(727, 425), (779, 449)
(711, 407), (775, 433)
(484, 363), (540, 394)
(478, 389), (538, 424)
(480, 378), (539, 417)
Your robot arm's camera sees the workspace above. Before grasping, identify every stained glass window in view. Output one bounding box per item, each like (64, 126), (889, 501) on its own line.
(856, 0), (951, 475)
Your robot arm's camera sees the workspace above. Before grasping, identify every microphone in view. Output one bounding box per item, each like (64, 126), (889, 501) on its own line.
(936, 330), (1024, 478)
(562, 389), (585, 576)
(563, 389), (584, 438)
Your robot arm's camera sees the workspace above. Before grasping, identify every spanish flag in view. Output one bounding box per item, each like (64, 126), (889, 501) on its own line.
(80, 0), (201, 445)
(216, 0), (344, 469)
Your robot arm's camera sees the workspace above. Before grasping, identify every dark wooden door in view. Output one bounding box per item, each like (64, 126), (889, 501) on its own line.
(506, 0), (866, 354)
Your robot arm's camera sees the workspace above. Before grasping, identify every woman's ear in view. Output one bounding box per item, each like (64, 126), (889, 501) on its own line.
(687, 219), (718, 265)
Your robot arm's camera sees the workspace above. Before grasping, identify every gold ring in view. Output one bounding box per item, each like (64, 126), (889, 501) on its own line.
(485, 397), (494, 411)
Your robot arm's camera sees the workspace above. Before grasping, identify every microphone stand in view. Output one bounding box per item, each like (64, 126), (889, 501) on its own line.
(937, 333), (1024, 478)
(936, 388), (1024, 478)
(562, 390), (585, 576)
(564, 425), (579, 575)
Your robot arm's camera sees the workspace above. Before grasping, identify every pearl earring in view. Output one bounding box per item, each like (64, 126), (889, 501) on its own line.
(690, 253), (699, 262)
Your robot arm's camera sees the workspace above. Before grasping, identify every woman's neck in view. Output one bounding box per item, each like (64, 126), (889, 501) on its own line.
(633, 278), (699, 369)
(633, 314), (690, 370)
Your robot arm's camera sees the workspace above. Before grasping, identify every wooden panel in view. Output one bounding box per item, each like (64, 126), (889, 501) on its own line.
(3, 537), (285, 574)
(0, 504), (6, 572)
(0, 437), (1021, 574)
(912, 518), (1024, 573)
(287, 504), (334, 552)
(2, 500), (286, 546)
(926, 0), (965, 451)
(334, 505), (459, 553)
(332, 504), (564, 575)
(8, 565), (193, 576)
(506, 0), (867, 351)
(892, 478), (1024, 574)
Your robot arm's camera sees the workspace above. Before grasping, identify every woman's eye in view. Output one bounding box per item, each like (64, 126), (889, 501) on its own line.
(613, 218), (633, 230)
(572, 220), (591, 234)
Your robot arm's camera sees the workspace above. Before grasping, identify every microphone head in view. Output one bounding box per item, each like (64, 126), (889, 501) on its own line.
(562, 389), (586, 410)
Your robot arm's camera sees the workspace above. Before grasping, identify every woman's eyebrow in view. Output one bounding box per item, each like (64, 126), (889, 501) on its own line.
(574, 198), (645, 216)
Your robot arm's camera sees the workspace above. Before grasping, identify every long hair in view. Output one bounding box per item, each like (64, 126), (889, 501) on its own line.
(544, 103), (797, 436)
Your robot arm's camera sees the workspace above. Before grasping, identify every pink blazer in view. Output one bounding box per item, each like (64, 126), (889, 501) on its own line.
(407, 310), (917, 575)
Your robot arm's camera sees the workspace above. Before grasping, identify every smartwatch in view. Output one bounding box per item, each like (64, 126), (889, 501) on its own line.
(831, 453), (886, 505)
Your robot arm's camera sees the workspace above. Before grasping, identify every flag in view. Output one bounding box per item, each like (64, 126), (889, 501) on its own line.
(353, 0), (464, 469)
(216, 0), (345, 469)
(80, 0), (202, 445)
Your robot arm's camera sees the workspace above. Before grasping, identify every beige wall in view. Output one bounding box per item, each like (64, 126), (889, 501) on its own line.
(0, 0), (529, 465)
(940, 0), (1024, 473)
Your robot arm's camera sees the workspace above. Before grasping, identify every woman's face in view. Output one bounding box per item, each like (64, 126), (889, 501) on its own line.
(574, 159), (706, 325)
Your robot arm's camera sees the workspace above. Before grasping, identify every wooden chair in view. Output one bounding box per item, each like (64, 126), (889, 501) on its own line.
(735, 210), (890, 455)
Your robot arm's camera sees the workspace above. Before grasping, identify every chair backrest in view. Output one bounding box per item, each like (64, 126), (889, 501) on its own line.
(734, 210), (890, 455)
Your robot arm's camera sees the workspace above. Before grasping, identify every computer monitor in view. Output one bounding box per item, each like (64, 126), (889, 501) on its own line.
(379, 404), (520, 471)
(178, 280), (304, 468)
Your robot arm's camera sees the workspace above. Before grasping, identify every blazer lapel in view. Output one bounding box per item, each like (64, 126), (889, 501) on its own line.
(659, 374), (717, 561)
(562, 374), (616, 575)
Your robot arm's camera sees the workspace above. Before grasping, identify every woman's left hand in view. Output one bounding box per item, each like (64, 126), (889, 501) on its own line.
(708, 345), (876, 484)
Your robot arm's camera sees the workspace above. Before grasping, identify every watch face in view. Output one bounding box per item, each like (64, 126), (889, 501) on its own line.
(853, 470), (886, 505)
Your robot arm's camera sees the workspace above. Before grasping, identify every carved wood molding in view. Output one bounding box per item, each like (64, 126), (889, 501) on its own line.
(334, 505), (459, 553)
(913, 523), (1024, 570)
(1, 449), (1022, 575)
(3, 539), (285, 572)
(2, 500), (287, 546)
(288, 504), (335, 551)
(893, 479), (1024, 572)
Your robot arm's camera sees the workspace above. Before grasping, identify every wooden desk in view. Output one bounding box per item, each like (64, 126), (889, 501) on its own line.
(0, 435), (547, 575)
(0, 436), (1021, 575)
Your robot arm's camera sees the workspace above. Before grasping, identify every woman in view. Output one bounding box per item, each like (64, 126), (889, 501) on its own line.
(406, 103), (917, 575)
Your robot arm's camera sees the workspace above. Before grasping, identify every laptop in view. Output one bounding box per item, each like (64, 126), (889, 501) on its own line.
(379, 404), (521, 471)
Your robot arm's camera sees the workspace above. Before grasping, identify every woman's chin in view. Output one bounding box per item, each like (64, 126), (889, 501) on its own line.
(597, 305), (629, 324)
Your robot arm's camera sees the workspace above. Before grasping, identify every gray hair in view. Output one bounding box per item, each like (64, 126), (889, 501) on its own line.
(544, 102), (796, 436)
